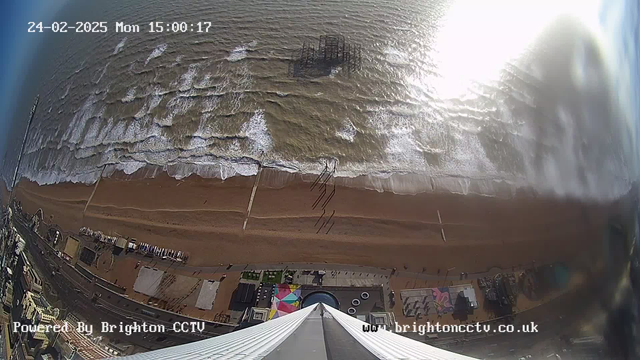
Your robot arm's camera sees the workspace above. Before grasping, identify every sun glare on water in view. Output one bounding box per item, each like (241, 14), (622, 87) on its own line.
(430, 0), (603, 99)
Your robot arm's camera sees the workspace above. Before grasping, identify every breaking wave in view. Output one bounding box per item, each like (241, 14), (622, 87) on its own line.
(145, 43), (167, 65)
(7, 0), (636, 203)
(113, 37), (127, 55)
(227, 40), (257, 62)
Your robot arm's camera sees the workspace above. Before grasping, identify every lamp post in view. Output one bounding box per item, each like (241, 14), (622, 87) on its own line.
(442, 267), (456, 287)
(9, 95), (39, 204)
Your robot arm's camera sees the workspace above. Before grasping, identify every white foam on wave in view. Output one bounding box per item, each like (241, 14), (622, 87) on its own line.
(145, 44), (168, 66)
(166, 158), (260, 180)
(384, 46), (411, 66)
(122, 88), (136, 103)
(134, 104), (148, 120)
(178, 64), (198, 91)
(228, 46), (248, 62)
(154, 95), (196, 127)
(74, 61), (86, 74)
(386, 124), (426, 171)
(241, 109), (272, 155)
(336, 119), (357, 142)
(170, 55), (185, 67)
(149, 94), (163, 110)
(78, 117), (110, 149)
(115, 120), (163, 148)
(227, 40), (257, 62)
(116, 161), (147, 175)
(444, 126), (497, 176)
(134, 91), (163, 120)
(93, 62), (110, 84)
(201, 96), (219, 113)
(20, 164), (103, 186)
(192, 98), (220, 138)
(60, 94), (98, 147)
(60, 84), (71, 100)
(367, 108), (426, 171)
(365, 103), (502, 182)
(196, 73), (215, 89)
(113, 37), (127, 55)
(126, 134), (169, 154)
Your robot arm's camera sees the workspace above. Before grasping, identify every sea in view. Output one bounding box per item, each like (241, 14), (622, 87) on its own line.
(4, 0), (639, 200)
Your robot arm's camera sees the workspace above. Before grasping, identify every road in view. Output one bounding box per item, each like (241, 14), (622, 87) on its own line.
(13, 216), (235, 353)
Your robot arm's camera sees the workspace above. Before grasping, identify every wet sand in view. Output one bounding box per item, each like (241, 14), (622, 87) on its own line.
(11, 168), (619, 274)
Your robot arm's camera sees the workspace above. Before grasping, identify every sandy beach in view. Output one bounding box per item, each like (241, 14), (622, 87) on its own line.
(10, 168), (622, 274)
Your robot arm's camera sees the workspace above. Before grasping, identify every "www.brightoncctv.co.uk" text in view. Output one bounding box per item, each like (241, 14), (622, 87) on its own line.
(362, 321), (539, 335)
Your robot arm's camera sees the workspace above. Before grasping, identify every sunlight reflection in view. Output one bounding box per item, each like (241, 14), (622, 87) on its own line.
(428, 0), (602, 99)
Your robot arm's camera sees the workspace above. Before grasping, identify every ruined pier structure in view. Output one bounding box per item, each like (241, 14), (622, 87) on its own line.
(289, 35), (362, 78)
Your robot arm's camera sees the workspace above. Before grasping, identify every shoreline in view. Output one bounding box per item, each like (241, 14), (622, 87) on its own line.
(14, 161), (633, 201)
(9, 166), (627, 275)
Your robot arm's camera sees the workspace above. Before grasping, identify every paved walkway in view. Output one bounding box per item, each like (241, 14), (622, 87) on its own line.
(137, 256), (545, 282)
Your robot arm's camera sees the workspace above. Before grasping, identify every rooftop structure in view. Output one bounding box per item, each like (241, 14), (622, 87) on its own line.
(400, 285), (479, 317)
(50, 320), (114, 359)
(109, 303), (476, 360)
(368, 312), (396, 328)
(234, 283), (257, 305)
(18, 253), (42, 294)
(300, 285), (385, 317)
(449, 284), (479, 309)
(195, 280), (220, 310)
(63, 236), (80, 259)
(22, 291), (57, 325)
(133, 267), (165, 296)
(20, 291), (58, 351)
(240, 307), (270, 326)
(115, 237), (127, 249)
(3, 279), (13, 307)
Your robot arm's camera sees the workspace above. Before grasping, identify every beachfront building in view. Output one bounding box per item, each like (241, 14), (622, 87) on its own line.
(49, 319), (114, 360)
(241, 307), (270, 326)
(20, 258), (43, 295)
(2, 278), (12, 309)
(19, 291), (59, 354)
(110, 303), (476, 360)
(12, 251), (43, 313)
